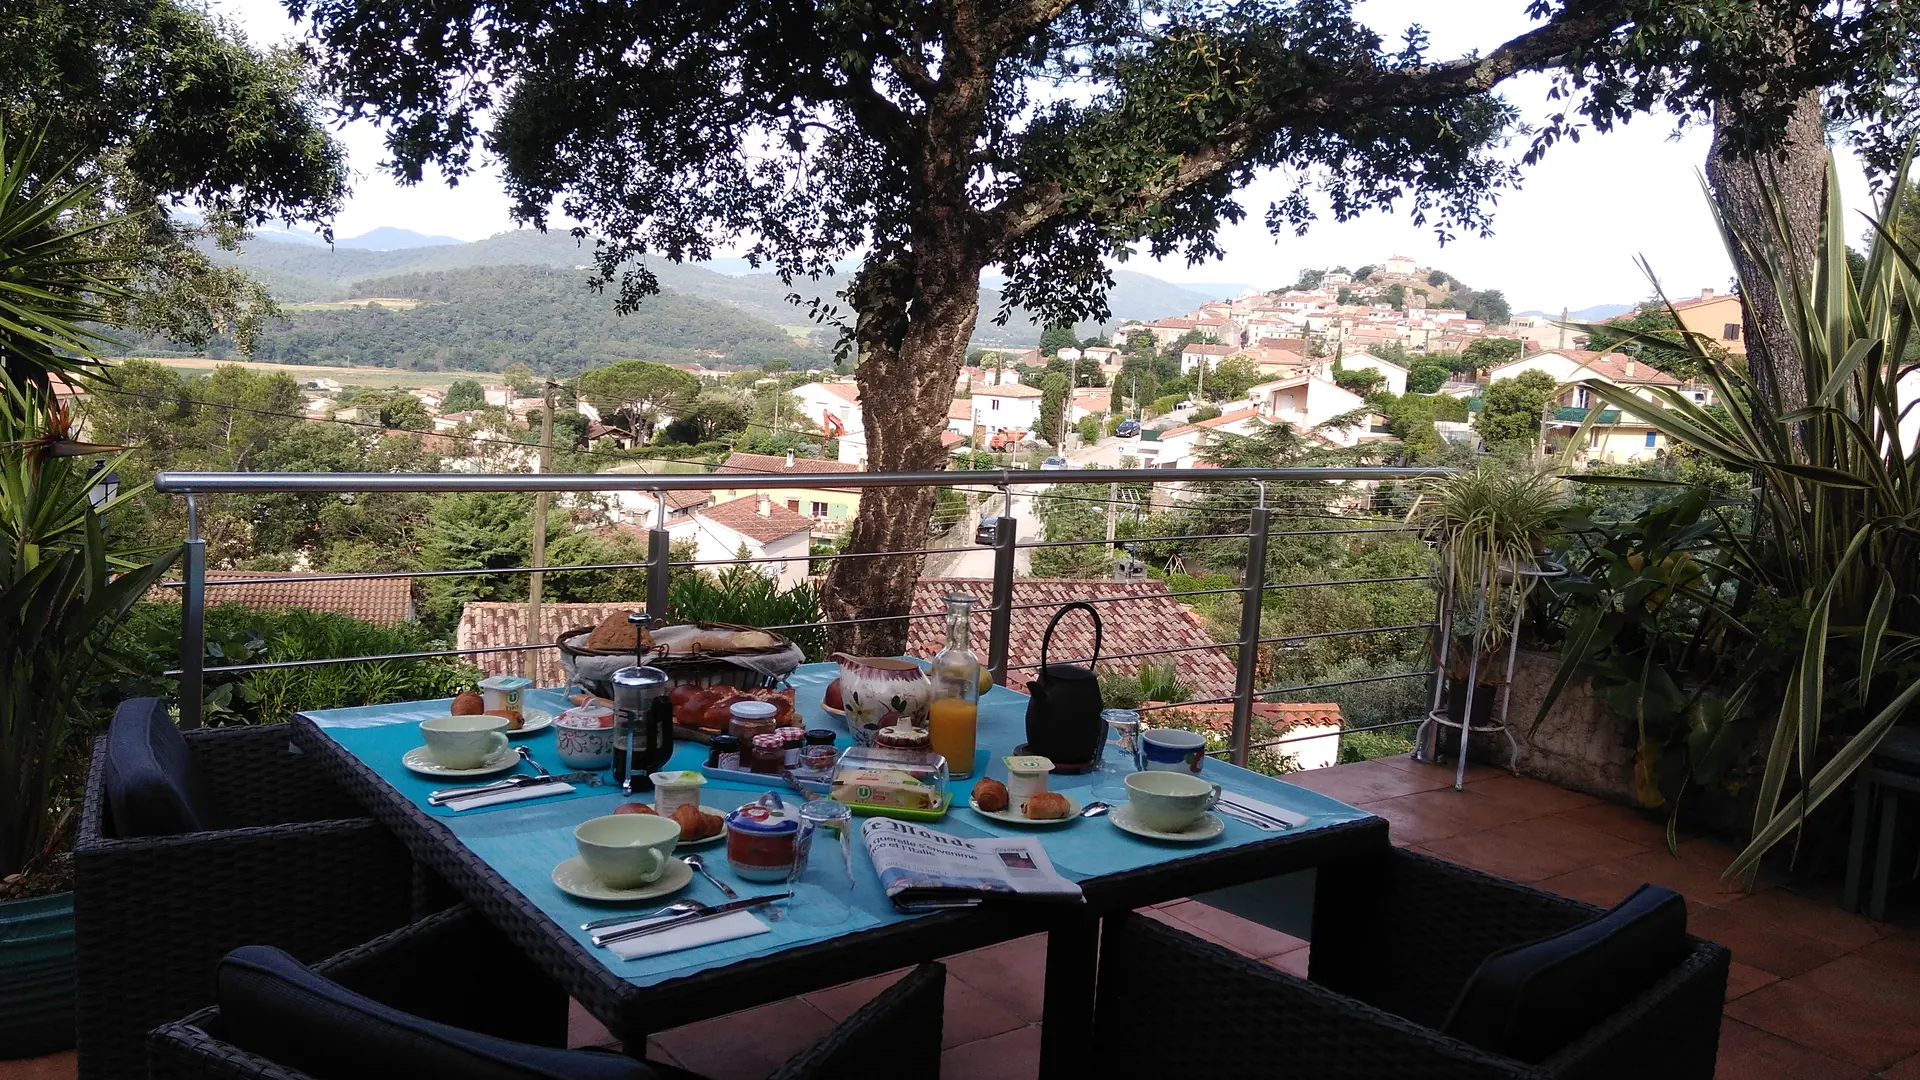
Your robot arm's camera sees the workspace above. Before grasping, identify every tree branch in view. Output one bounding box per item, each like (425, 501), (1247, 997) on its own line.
(982, 0), (1632, 248)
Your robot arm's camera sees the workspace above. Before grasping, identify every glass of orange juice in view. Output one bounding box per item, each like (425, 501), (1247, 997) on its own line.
(927, 594), (981, 778)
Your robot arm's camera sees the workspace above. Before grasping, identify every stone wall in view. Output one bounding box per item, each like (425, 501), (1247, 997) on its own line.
(1484, 648), (1637, 803)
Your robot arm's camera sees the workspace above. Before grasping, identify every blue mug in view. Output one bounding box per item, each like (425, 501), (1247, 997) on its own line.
(1141, 728), (1207, 774)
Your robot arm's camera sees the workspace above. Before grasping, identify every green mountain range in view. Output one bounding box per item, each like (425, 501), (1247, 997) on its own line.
(112, 230), (1246, 372)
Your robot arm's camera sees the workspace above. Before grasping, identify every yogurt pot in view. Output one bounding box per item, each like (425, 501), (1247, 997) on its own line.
(1003, 755), (1055, 800)
(650, 770), (707, 817)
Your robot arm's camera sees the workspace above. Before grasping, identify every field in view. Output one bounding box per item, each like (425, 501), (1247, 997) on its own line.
(116, 356), (469, 390)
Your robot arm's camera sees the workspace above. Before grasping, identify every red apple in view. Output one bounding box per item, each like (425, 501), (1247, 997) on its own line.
(823, 678), (844, 711)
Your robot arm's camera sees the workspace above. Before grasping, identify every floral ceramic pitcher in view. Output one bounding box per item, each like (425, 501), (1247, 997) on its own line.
(831, 653), (932, 741)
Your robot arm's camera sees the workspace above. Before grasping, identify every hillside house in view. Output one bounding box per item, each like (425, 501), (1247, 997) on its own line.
(947, 399), (976, 438)
(1069, 387), (1112, 422)
(1180, 342), (1236, 375)
(1147, 408), (1267, 468)
(1247, 374), (1370, 447)
(1486, 349), (1695, 464)
(1336, 352), (1408, 395)
(789, 380), (863, 453)
(1666, 288), (1748, 356)
(1383, 254), (1420, 277)
(688, 495), (814, 588)
(714, 451), (862, 533)
(596, 464), (713, 529)
(972, 382), (1044, 434)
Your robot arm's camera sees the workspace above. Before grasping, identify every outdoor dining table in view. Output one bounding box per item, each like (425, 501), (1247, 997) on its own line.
(292, 661), (1388, 1077)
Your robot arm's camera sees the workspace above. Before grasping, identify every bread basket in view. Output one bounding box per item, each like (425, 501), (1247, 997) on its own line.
(558, 619), (803, 698)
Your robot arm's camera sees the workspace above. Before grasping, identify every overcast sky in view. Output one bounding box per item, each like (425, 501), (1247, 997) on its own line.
(216, 0), (1877, 314)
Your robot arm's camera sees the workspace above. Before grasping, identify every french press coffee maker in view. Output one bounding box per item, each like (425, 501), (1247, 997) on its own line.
(611, 661), (673, 793)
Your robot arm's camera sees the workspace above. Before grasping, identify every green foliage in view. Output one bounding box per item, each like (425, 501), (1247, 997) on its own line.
(1030, 484), (1120, 578)
(1097, 660), (1194, 711)
(1203, 355), (1262, 401)
(1037, 371), (1071, 445)
(1149, 393), (1183, 417)
(1405, 363), (1449, 394)
(1416, 463), (1572, 660)
(1427, 270), (1450, 287)
(665, 566), (825, 661)
(1383, 283), (1406, 309)
(660, 390), (750, 445)
(1189, 404), (1222, 423)
(1556, 160), (1920, 877)
(442, 378), (485, 411)
(1477, 369), (1559, 445)
(1460, 336), (1523, 373)
(1376, 393), (1442, 459)
(1333, 367), (1385, 395)
(1294, 268), (1324, 289)
(1038, 325), (1078, 356)
(1077, 415), (1102, 444)
(104, 603), (479, 729)
(578, 359), (700, 440)
(1582, 304), (1703, 379)
(1430, 394), (1470, 422)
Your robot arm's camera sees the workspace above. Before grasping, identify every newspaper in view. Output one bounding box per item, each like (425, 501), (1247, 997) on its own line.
(861, 818), (1083, 911)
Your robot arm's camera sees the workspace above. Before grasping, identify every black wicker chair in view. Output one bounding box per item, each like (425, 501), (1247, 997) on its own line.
(75, 704), (415, 1080)
(148, 905), (948, 1080)
(1092, 848), (1730, 1080)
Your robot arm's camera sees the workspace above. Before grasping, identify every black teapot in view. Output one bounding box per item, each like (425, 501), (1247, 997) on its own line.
(1023, 603), (1107, 767)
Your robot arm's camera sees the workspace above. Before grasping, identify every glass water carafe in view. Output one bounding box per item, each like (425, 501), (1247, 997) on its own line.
(927, 594), (981, 778)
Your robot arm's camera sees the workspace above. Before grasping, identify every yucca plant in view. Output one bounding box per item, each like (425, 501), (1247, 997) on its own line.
(1569, 155), (1920, 880)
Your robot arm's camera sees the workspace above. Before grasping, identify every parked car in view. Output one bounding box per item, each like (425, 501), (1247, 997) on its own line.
(1115, 419), (1141, 438)
(1040, 456), (1069, 471)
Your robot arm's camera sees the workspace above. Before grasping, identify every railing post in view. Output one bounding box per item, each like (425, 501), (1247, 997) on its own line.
(987, 486), (1017, 686)
(1230, 490), (1270, 767)
(180, 495), (206, 730)
(647, 488), (671, 621)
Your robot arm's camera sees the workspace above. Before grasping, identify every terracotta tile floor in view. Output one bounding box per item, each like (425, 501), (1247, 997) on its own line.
(8, 757), (1915, 1079)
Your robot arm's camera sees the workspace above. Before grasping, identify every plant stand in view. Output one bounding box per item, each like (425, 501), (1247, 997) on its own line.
(1415, 561), (1563, 791)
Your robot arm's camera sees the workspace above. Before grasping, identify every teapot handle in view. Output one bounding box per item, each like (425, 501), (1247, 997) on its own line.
(1039, 602), (1103, 669)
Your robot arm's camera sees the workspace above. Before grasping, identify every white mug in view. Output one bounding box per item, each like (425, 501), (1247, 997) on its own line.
(575, 813), (679, 888)
(1125, 770), (1222, 832)
(1140, 728), (1208, 774)
(419, 715), (509, 769)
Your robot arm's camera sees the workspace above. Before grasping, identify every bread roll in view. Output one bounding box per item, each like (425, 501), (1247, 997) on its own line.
(1021, 791), (1071, 820)
(973, 777), (1010, 812)
(584, 611), (644, 651)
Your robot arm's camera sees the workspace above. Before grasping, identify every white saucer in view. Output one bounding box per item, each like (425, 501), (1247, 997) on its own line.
(970, 793), (1082, 826)
(552, 854), (694, 903)
(402, 745), (520, 778)
(1109, 803), (1226, 843)
(507, 709), (555, 737)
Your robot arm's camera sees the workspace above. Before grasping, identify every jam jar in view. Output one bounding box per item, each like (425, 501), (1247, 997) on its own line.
(725, 792), (801, 882)
(802, 729), (838, 770)
(776, 726), (806, 767)
(747, 731), (788, 774)
(728, 699), (778, 745)
(705, 734), (741, 771)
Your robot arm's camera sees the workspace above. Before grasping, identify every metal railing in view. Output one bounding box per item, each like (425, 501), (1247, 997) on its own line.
(154, 465), (1446, 766)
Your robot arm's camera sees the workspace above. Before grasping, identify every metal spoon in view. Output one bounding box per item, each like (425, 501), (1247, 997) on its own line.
(683, 853), (738, 899)
(580, 901), (703, 931)
(1079, 800), (1112, 818)
(516, 746), (551, 777)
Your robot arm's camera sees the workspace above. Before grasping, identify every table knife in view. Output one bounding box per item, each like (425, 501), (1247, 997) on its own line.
(591, 893), (790, 948)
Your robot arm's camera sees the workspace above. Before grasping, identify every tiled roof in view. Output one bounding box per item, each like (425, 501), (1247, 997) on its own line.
(940, 431), (968, 450)
(948, 400), (975, 421)
(719, 452), (862, 475)
(1160, 407), (1263, 439)
(458, 602), (652, 684)
(814, 382), (861, 402)
(974, 383), (1044, 399)
(696, 495), (816, 544)
(1528, 350), (1683, 386)
(905, 578), (1238, 697)
(1183, 344), (1236, 356)
(153, 571), (414, 625)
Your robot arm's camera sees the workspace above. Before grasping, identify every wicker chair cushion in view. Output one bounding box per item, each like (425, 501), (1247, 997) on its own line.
(216, 946), (657, 1080)
(1442, 882), (1688, 1063)
(104, 697), (218, 837)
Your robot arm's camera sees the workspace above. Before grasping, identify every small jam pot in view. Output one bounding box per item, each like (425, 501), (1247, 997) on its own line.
(803, 729), (838, 770)
(725, 792), (801, 882)
(728, 700), (778, 745)
(706, 734), (742, 770)
(776, 726), (806, 767)
(876, 724), (930, 750)
(748, 732), (787, 774)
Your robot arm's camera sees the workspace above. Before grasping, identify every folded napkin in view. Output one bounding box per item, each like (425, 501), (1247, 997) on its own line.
(606, 911), (772, 961)
(1218, 793), (1307, 828)
(443, 782), (574, 811)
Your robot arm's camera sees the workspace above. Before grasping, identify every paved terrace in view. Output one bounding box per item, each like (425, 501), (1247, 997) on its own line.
(11, 756), (1916, 1079)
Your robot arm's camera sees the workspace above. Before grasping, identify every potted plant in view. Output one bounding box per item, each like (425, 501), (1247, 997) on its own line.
(1416, 463), (1572, 749)
(0, 122), (174, 1060)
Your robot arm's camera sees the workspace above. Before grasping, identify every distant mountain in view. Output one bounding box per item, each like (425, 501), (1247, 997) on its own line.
(1517, 303), (1636, 322)
(1158, 281), (1258, 301)
(337, 227), (464, 250)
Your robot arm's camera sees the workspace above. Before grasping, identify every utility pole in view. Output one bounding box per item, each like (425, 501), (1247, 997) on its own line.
(1558, 306), (1568, 351)
(1196, 358), (1205, 401)
(1106, 482), (1118, 544)
(526, 379), (556, 683)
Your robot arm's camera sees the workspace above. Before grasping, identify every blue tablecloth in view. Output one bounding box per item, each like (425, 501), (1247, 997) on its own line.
(304, 661), (1370, 989)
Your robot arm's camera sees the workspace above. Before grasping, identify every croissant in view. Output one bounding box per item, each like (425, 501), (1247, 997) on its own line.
(973, 777), (1010, 812)
(671, 802), (723, 841)
(1021, 791), (1071, 820)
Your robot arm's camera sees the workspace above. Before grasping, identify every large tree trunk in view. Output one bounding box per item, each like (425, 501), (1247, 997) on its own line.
(820, 245), (984, 655)
(1705, 89), (1827, 422)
